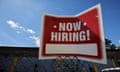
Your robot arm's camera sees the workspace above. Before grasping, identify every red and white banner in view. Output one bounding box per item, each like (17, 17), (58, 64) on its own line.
(39, 4), (106, 64)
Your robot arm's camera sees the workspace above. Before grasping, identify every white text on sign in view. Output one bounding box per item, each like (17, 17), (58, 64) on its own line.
(51, 21), (90, 42)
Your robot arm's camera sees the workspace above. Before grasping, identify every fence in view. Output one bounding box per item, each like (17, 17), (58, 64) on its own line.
(0, 46), (120, 72)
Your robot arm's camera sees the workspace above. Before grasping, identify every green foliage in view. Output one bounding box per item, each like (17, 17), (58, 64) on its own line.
(105, 38), (117, 50)
(117, 46), (120, 49)
(105, 38), (111, 48)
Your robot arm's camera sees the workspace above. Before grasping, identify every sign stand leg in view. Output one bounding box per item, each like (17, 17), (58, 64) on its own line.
(93, 63), (98, 72)
(55, 56), (64, 72)
(55, 56), (81, 72)
(111, 59), (116, 67)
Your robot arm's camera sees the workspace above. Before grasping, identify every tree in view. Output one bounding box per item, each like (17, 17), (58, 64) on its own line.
(111, 44), (116, 51)
(105, 38), (117, 51)
(111, 44), (116, 49)
(117, 46), (120, 49)
(105, 38), (111, 48)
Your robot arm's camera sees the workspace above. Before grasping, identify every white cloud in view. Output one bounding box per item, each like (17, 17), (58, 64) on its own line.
(6, 20), (39, 47)
(6, 20), (19, 29)
(27, 29), (35, 34)
(36, 39), (40, 47)
(119, 40), (120, 44)
(6, 20), (35, 34)
(6, 20), (24, 31)
(29, 35), (40, 47)
(19, 26), (26, 31)
(29, 35), (38, 40)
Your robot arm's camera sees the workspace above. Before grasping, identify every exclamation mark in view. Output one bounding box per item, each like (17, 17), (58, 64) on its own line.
(87, 30), (90, 40)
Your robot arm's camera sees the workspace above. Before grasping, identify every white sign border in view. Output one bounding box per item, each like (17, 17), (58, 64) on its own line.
(39, 3), (107, 64)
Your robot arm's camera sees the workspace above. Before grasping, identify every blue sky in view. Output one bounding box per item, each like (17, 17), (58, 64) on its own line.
(0, 0), (120, 47)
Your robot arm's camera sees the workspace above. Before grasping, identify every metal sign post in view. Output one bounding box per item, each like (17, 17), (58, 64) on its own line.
(55, 56), (82, 72)
(55, 57), (64, 72)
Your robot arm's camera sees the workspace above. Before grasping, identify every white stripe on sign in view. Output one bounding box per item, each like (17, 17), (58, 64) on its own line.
(46, 43), (98, 56)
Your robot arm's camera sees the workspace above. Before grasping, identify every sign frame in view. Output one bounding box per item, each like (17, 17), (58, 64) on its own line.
(39, 3), (106, 64)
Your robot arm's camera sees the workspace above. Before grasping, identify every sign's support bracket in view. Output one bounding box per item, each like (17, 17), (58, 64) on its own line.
(55, 56), (81, 72)
(55, 56), (64, 72)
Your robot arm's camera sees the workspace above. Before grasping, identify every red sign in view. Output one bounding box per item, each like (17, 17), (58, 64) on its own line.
(39, 4), (106, 64)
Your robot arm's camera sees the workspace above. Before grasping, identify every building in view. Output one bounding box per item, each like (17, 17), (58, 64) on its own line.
(0, 46), (120, 72)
